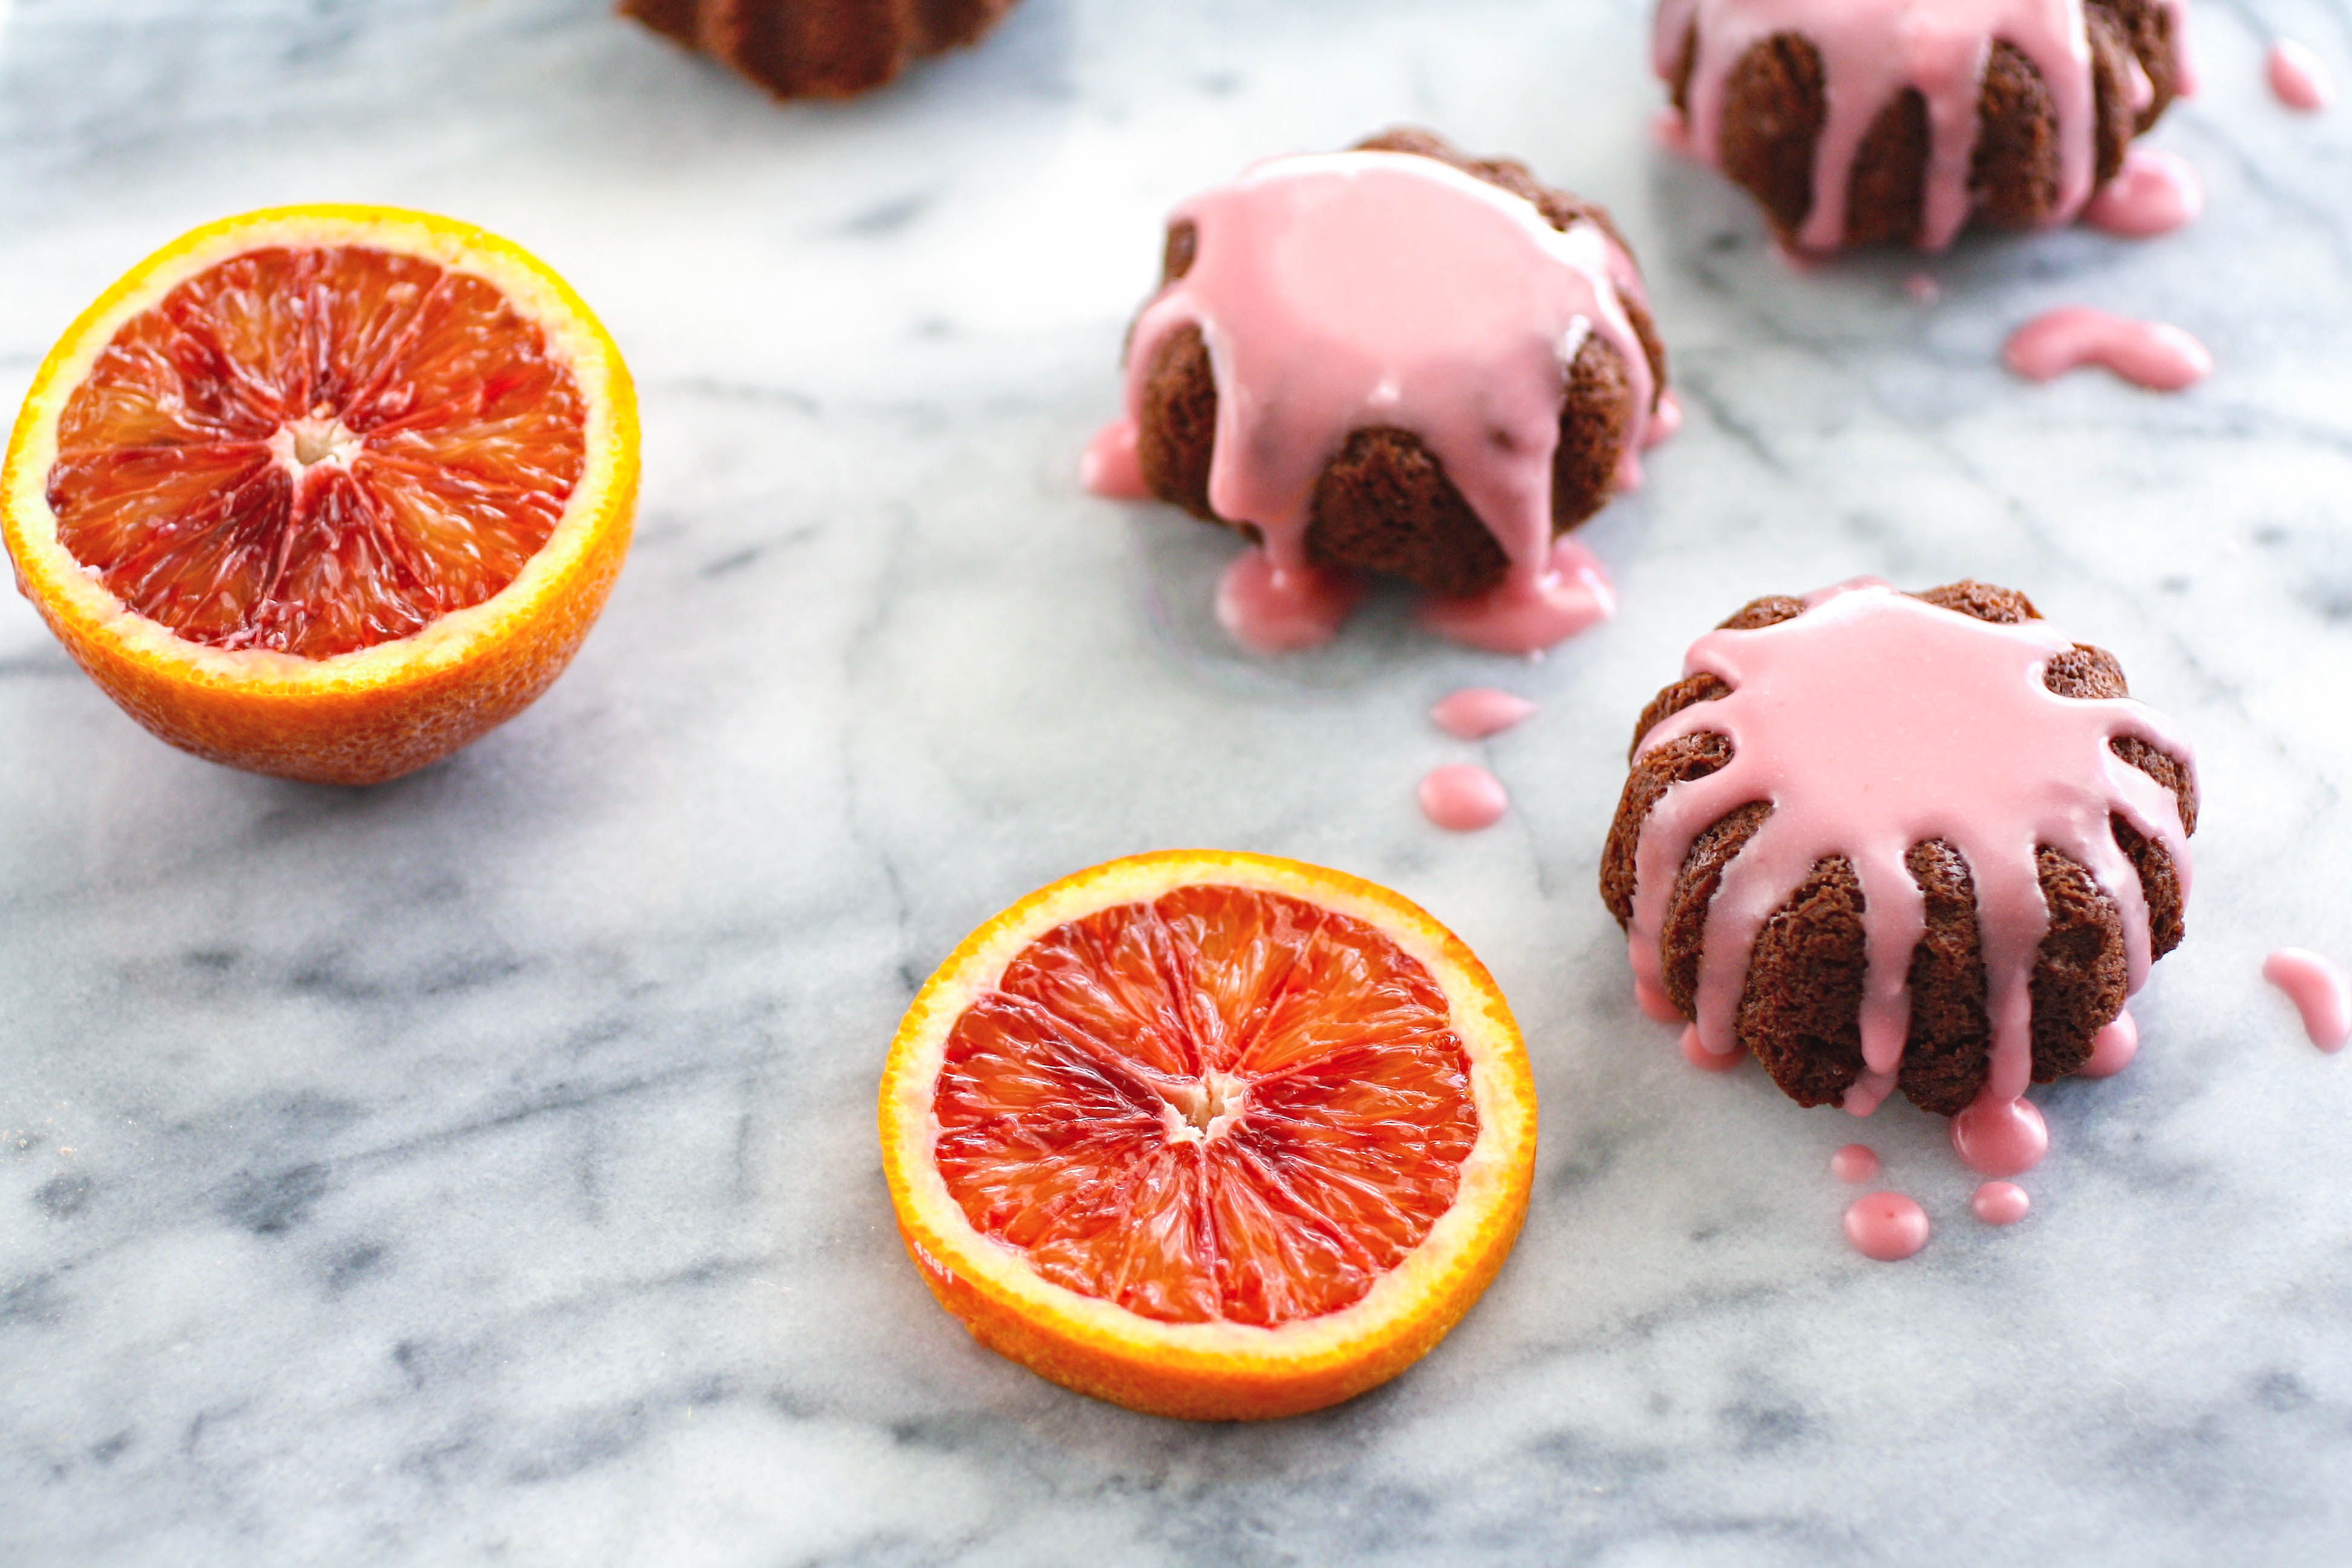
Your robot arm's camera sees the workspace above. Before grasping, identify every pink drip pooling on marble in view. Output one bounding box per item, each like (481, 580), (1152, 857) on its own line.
(1655, 0), (2193, 251)
(1831, 1143), (1881, 1182)
(1431, 688), (1538, 740)
(2005, 308), (2212, 391)
(2268, 41), (2333, 112)
(2264, 948), (2351, 1052)
(1845, 1192), (1930, 1259)
(1972, 1181), (2032, 1224)
(2079, 1009), (2138, 1077)
(1681, 1024), (1743, 1071)
(1625, 580), (2194, 1147)
(1419, 765), (1510, 832)
(2081, 147), (2204, 238)
(1090, 151), (1662, 655)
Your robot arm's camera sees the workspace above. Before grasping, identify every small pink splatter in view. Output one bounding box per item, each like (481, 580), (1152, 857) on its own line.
(1904, 272), (1941, 304)
(1844, 1192), (1930, 1261)
(2269, 40), (2333, 112)
(2264, 948), (2351, 1051)
(1950, 1095), (2050, 1177)
(1429, 688), (1537, 740)
(2005, 309), (2212, 391)
(1418, 764), (1508, 832)
(1972, 1182), (2032, 1225)
(1830, 1144), (1880, 1183)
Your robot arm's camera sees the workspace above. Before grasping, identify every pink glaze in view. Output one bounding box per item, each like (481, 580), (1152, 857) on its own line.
(1904, 273), (1942, 304)
(1103, 151), (1661, 654)
(1419, 764), (1509, 832)
(1080, 420), (1148, 500)
(2079, 1008), (2138, 1077)
(1831, 1143), (1881, 1183)
(1431, 688), (1538, 740)
(1626, 581), (2194, 1148)
(1657, 0), (2134, 251)
(2004, 308), (2212, 391)
(1681, 1024), (1744, 1071)
(1418, 535), (1617, 653)
(1971, 1181), (2032, 1224)
(2264, 948), (2352, 1052)
(2081, 147), (2204, 238)
(2269, 40), (2333, 112)
(1950, 1094), (2050, 1176)
(1844, 1192), (1930, 1260)
(1648, 389), (1685, 445)
(1214, 552), (1361, 653)
(1636, 975), (1685, 1023)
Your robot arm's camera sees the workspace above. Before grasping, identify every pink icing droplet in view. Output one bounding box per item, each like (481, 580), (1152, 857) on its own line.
(1844, 1192), (1930, 1261)
(1646, 389), (1685, 445)
(2005, 309), (2212, 391)
(1430, 688), (1538, 740)
(2269, 40), (2333, 112)
(1971, 1181), (2032, 1225)
(2081, 147), (2204, 238)
(1635, 976), (1684, 1023)
(1950, 1094), (2050, 1178)
(2264, 948), (2352, 1052)
(1122, 152), (1661, 655)
(1653, 107), (1696, 156)
(1904, 272), (1941, 304)
(1214, 550), (1361, 653)
(1080, 420), (1149, 499)
(2079, 1010), (2139, 1077)
(1681, 1024), (1743, 1072)
(1418, 764), (1509, 832)
(1830, 1143), (1880, 1183)
(1416, 534), (1616, 654)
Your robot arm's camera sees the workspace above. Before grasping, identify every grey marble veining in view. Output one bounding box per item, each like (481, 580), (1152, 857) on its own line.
(4, 1), (2352, 1563)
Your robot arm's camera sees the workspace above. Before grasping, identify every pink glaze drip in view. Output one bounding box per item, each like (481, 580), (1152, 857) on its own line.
(2081, 147), (2204, 237)
(2264, 948), (2352, 1052)
(1844, 1192), (1930, 1260)
(1418, 535), (1616, 653)
(1656, 0), (2114, 251)
(1080, 420), (1148, 499)
(2079, 1008), (2138, 1076)
(1419, 764), (1510, 832)
(1625, 581), (2194, 1146)
(1107, 151), (1659, 654)
(1648, 390), (1685, 445)
(1681, 1024), (1744, 1071)
(1950, 1094), (2050, 1176)
(2004, 308), (2212, 391)
(2268, 40), (2333, 112)
(1431, 688), (1538, 740)
(1831, 1143), (1881, 1182)
(1972, 1181), (2032, 1224)
(1215, 552), (1361, 652)
(1636, 975), (1685, 1023)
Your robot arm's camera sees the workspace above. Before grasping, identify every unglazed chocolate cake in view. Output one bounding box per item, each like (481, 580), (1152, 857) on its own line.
(620, 0), (1023, 99)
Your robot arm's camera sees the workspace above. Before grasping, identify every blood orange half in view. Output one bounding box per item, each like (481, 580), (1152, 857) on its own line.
(879, 850), (1538, 1420)
(2, 206), (637, 785)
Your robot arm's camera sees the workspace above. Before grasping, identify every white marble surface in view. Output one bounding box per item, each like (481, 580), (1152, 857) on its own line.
(5, 1), (2352, 1563)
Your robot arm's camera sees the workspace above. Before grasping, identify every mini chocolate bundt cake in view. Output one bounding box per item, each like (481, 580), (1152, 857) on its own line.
(1600, 579), (2197, 1121)
(621, 0), (1021, 100)
(1655, 0), (2193, 250)
(1085, 129), (1673, 655)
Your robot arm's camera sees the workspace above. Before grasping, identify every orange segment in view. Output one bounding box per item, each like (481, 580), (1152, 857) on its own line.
(881, 851), (1537, 1421)
(3, 206), (636, 784)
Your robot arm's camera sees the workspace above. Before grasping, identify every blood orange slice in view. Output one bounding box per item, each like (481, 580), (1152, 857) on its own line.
(879, 850), (1537, 1420)
(2, 206), (637, 785)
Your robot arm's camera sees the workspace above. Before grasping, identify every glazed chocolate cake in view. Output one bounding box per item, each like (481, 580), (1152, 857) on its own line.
(1087, 129), (1673, 655)
(1655, 0), (2192, 250)
(1600, 580), (2197, 1119)
(621, 0), (1022, 100)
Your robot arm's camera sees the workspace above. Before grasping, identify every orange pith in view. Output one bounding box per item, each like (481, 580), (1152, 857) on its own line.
(936, 884), (1478, 1327)
(2, 206), (638, 785)
(49, 245), (586, 659)
(880, 851), (1538, 1422)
